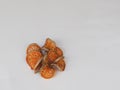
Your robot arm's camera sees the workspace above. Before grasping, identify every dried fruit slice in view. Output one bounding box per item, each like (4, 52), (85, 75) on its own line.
(43, 38), (56, 50)
(34, 61), (43, 73)
(26, 51), (42, 70)
(26, 43), (41, 54)
(53, 59), (66, 71)
(47, 50), (58, 63)
(34, 57), (43, 70)
(54, 56), (64, 63)
(40, 65), (56, 79)
(42, 54), (49, 65)
(55, 47), (63, 57)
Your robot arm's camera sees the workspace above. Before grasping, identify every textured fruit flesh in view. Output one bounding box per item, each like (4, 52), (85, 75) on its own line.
(48, 50), (58, 63)
(55, 59), (66, 71)
(55, 47), (63, 57)
(26, 51), (42, 69)
(27, 43), (41, 54)
(43, 38), (56, 50)
(40, 65), (56, 79)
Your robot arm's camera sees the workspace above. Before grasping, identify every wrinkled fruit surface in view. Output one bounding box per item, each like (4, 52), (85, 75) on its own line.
(26, 51), (42, 70)
(53, 59), (66, 71)
(40, 65), (56, 79)
(26, 43), (41, 54)
(25, 38), (66, 79)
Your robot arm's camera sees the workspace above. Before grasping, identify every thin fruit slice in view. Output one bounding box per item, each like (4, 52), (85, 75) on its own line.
(34, 61), (43, 73)
(47, 50), (58, 63)
(26, 51), (42, 70)
(34, 57), (43, 70)
(42, 54), (48, 65)
(54, 56), (64, 63)
(53, 59), (66, 71)
(26, 43), (41, 54)
(40, 65), (56, 79)
(55, 47), (63, 57)
(43, 38), (56, 50)
(35, 54), (48, 74)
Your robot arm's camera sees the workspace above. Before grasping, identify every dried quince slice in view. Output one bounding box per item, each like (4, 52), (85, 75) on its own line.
(40, 65), (56, 79)
(43, 38), (56, 50)
(53, 59), (66, 71)
(47, 50), (58, 63)
(26, 51), (43, 70)
(47, 47), (63, 63)
(55, 47), (63, 57)
(54, 56), (64, 63)
(34, 61), (43, 73)
(26, 43), (41, 54)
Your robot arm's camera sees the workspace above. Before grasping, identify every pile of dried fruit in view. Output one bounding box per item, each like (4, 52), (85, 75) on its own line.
(26, 38), (66, 79)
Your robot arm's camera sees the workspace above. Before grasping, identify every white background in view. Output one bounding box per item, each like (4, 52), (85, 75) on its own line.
(0, 0), (120, 90)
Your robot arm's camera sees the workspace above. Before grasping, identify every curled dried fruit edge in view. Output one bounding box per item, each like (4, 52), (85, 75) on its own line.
(52, 59), (66, 71)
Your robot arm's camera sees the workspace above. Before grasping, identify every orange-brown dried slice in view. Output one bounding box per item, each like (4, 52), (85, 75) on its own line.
(40, 65), (56, 79)
(54, 56), (64, 63)
(42, 54), (49, 65)
(34, 61), (43, 73)
(53, 59), (66, 71)
(47, 50), (58, 63)
(43, 38), (56, 50)
(26, 51), (42, 70)
(26, 43), (41, 54)
(55, 47), (63, 57)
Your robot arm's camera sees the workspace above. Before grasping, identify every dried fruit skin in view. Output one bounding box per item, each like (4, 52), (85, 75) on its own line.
(34, 61), (42, 73)
(43, 38), (56, 50)
(26, 43), (41, 54)
(40, 65), (56, 79)
(54, 59), (66, 71)
(26, 51), (42, 70)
